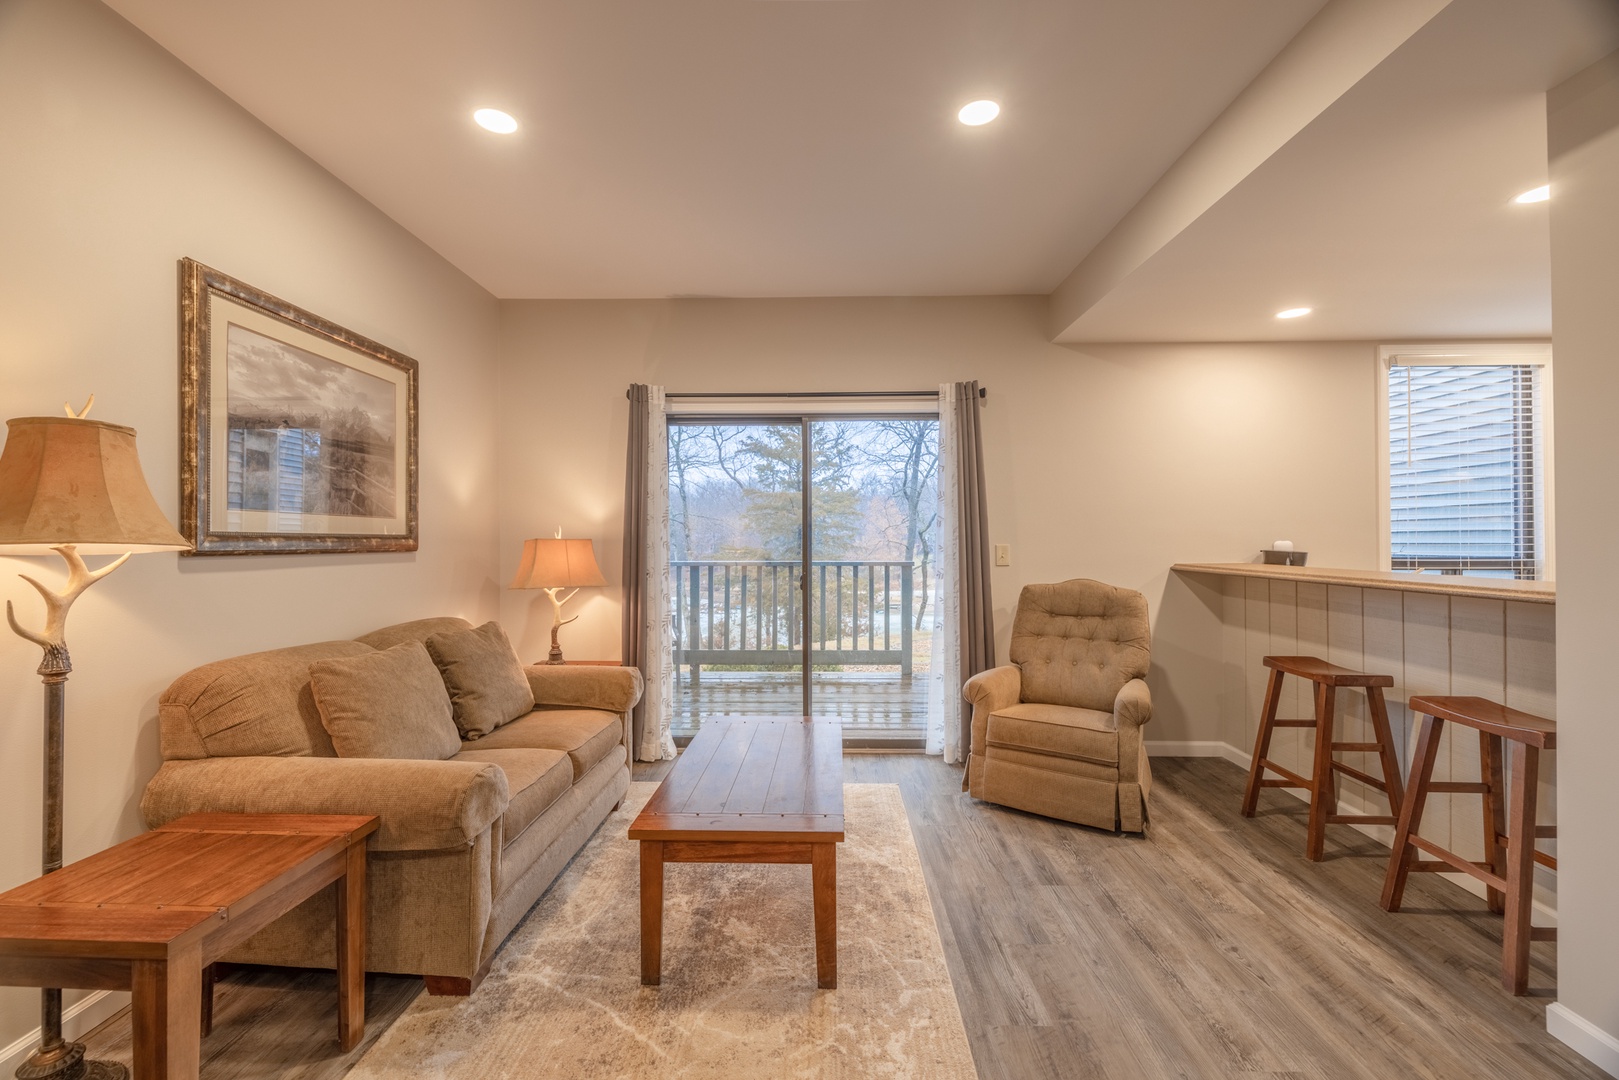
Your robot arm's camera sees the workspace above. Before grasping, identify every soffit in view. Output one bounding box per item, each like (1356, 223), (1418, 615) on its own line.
(1060, 0), (1619, 342)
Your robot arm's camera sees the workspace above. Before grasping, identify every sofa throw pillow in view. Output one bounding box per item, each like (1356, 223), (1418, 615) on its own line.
(424, 621), (537, 740)
(309, 641), (461, 760)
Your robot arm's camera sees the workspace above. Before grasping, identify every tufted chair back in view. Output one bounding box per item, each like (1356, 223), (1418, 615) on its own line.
(1009, 579), (1151, 712)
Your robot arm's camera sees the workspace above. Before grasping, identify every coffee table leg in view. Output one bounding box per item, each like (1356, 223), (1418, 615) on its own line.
(132, 942), (202, 1080)
(640, 840), (664, 986)
(336, 840), (368, 1050)
(812, 843), (837, 989)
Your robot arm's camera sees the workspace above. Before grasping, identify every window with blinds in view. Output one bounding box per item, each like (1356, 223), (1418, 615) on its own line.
(1387, 363), (1539, 579)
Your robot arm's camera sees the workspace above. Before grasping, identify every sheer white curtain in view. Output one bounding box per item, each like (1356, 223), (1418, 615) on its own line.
(927, 383), (964, 762)
(636, 387), (676, 761)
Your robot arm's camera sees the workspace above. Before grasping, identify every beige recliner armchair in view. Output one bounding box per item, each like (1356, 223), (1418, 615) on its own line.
(962, 579), (1153, 832)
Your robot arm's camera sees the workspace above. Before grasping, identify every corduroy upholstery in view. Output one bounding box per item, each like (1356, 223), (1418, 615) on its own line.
(963, 579), (1154, 833)
(141, 617), (641, 992)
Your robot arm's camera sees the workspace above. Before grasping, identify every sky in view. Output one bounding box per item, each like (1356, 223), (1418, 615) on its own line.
(225, 322), (396, 434)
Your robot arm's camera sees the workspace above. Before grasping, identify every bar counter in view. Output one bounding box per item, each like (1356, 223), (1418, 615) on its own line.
(1171, 562), (1555, 605)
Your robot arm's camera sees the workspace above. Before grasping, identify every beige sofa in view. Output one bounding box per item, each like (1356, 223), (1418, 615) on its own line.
(962, 579), (1153, 833)
(140, 617), (641, 994)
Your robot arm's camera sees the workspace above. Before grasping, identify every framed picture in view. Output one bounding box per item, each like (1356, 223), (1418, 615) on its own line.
(179, 258), (419, 555)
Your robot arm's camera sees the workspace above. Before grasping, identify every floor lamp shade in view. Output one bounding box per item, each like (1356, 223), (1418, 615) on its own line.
(0, 416), (188, 553)
(510, 537), (608, 590)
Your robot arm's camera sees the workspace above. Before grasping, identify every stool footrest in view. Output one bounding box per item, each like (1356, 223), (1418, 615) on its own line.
(1330, 762), (1390, 791)
(1408, 834), (1508, 892)
(1427, 782), (1490, 794)
(1270, 719), (1317, 728)
(1332, 742), (1384, 753)
(1260, 779), (1306, 789)
(1328, 814), (1397, 826)
(1533, 825), (1558, 839)
(1495, 835), (1560, 871)
(1257, 760), (1313, 789)
(1531, 927), (1558, 942)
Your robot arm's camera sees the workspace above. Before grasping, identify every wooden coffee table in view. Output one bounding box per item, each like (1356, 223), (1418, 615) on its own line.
(629, 717), (844, 988)
(0, 813), (378, 1080)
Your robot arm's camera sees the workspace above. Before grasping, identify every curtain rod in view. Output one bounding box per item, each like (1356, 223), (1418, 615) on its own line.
(628, 388), (987, 400)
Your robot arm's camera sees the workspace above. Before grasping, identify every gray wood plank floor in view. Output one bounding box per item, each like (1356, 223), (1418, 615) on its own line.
(74, 755), (1598, 1079)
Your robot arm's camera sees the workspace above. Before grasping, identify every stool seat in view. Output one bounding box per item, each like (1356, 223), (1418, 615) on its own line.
(1407, 695), (1556, 748)
(1242, 654), (1404, 861)
(1264, 655), (1395, 688)
(1382, 695), (1557, 995)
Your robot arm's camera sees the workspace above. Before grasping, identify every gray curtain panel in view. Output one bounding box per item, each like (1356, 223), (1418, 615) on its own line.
(622, 384), (651, 757)
(955, 380), (996, 755)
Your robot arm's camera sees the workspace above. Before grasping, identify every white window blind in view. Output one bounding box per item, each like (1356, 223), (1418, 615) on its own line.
(1387, 363), (1538, 579)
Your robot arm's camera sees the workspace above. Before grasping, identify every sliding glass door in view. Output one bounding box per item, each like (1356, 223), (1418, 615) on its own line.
(667, 415), (938, 745)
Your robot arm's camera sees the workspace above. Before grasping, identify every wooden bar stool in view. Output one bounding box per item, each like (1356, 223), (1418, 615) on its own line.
(1241, 655), (1406, 861)
(1381, 695), (1557, 995)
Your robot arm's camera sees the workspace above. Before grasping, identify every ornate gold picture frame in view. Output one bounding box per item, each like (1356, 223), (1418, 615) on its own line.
(179, 258), (419, 555)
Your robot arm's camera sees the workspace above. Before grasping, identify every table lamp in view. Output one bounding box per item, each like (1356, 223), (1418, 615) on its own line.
(509, 531), (607, 663)
(0, 402), (190, 1080)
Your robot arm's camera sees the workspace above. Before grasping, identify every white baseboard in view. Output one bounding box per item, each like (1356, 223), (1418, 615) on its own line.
(0, 991), (129, 1077)
(1148, 739), (1558, 923)
(1548, 1003), (1619, 1078)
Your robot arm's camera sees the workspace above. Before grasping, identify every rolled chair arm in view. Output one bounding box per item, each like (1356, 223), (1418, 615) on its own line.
(1113, 678), (1153, 785)
(141, 756), (509, 852)
(963, 664), (1021, 716)
(524, 664), (644, 713)
(961, 665), (1022, 793)
(1114, 678), (1152, 729)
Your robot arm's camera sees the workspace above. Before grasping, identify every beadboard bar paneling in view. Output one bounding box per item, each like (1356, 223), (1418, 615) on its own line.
(1177, 567), (1559, 912)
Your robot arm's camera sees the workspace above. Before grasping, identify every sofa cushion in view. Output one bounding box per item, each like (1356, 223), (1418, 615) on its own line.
(986, 701), (1119, 767)
(158, 640), (372, 759)
(309, 642), (462, 760)
(455, 748), (572, 847)
(354, 616), (474, 653)
(462, 709), (622, 780)
(425, 622), (536, 740)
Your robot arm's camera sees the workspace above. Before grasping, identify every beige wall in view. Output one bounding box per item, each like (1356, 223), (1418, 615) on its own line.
(0, 0), (501, 1053)
(1547, 49), (1619, 1067)
(497, 296), (1382, 746)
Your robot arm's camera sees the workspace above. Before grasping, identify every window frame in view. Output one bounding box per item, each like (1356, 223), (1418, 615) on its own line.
(1375, 343), (1555, 581)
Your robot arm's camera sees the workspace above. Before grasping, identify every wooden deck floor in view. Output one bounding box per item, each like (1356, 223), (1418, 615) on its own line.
(672, 668), (928, 740)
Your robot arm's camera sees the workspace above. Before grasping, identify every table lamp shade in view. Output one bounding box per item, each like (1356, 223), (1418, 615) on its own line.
(0, 416), (189, 554)
(510, 537), (607, 589)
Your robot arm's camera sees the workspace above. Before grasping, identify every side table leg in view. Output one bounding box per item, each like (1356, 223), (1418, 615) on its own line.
(336, 840), (368, 1051)
(812, 843), (837, 989)
(640, 840), (664, 986)
(132, 943), (201, 1080)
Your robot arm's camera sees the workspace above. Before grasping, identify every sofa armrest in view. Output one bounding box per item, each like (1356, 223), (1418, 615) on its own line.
(141, 756), (509, 852)
(1114, 678), (1152, 729)
(524, 664), (644, 713)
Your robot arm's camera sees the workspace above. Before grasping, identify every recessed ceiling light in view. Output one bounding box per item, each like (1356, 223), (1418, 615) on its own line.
(1275, 307), (1312, 319)
(958, 100), (1000, 126)
(1513, 184), (1550, 204)
(473, 108), (518, 134)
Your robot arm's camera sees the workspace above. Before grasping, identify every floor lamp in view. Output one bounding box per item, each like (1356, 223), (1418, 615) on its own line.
(0, 407), (189, 1080)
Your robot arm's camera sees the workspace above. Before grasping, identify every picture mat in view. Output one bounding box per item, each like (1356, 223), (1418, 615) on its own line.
(206, 292), (410, 536)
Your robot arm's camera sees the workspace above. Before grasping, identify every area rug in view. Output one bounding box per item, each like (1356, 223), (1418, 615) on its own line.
(348, 783), (977, 1079)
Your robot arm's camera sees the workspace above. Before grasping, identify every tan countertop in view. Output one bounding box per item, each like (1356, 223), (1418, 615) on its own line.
(1171, 562), (1556, 605)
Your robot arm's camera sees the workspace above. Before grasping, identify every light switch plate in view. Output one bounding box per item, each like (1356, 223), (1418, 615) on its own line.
(994, 544), (1011, 566)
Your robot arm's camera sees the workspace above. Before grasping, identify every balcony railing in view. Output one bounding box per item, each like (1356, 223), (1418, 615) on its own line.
(672, 560), (914, 680)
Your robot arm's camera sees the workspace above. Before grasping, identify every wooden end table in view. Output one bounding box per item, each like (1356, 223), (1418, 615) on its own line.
(629, 717), (844, 988)
(0, 813), (378, 1080)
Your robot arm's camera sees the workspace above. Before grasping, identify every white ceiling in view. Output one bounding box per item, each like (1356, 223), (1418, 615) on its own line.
(102, 0), (1325, 299)
(1062, 0), (1619, 342)
(100, 0), (1619, 340)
